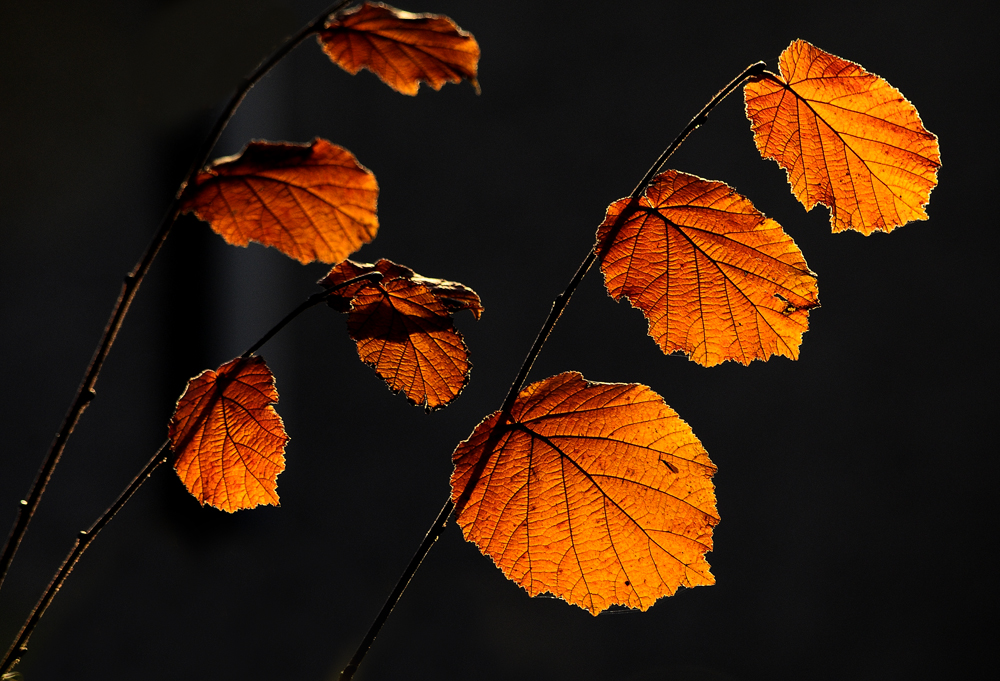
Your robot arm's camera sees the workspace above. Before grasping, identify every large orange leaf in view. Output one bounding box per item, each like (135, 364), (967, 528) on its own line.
(451, 372), (718, 615)
(181, 139), (378, 264)
(597, 170), (819, 367)
(321, 259), (482, 410)
(318, 2), (480, 96)
(744, 39), (940, 234)
(169, 356), (288, 513)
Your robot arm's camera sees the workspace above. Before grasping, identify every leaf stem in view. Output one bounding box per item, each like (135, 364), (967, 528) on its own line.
(336, 60), (767, 680)
(338, 496), (454, 681)
(0, 269), (379, 675)
(242, 271), (383, 359)
(0, 0), (355, 595)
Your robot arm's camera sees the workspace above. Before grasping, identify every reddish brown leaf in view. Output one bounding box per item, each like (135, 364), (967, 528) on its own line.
(318, 2), (480, 96)
(169, 356), (287, 513)
(744, 40), (940, 234)
(321, 259), (482, 409)
(452, 372), (718, 614)
(597, 170), (819, 367)
(181, 138), (378, 264)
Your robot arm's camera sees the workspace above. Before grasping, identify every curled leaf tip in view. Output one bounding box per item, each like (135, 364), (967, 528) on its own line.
(321, 259), (483, 409)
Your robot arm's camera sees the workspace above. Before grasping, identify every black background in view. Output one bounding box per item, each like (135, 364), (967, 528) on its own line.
(0, 1), (995, 679)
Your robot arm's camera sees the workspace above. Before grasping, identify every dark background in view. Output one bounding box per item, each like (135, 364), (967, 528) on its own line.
(0, 1), (994, 679)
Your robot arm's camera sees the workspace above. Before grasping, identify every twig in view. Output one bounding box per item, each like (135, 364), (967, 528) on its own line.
(242, 271), (382, 359)
(0, 444), (169, 674)
(337, 497), (454, 681)
(335, 60), (768, 681)
(0, 0), (355, 595)
(0, 268), (380, 675)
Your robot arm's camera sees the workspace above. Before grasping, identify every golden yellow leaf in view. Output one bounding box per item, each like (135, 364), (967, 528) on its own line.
(744, 40), (940, 234)
(597, 170), (819, 366)
(452, 372), (718, 614)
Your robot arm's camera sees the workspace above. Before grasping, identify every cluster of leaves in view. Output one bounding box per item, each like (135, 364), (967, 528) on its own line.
(0, 3), (946, 678)
(170, 3), (938, 620)
(171, 2), (485, 509)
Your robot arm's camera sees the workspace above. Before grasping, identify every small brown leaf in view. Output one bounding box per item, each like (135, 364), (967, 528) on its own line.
(318, 2), (480, 96)
(321, 259), (482, 409)
(169, 356), (288, 513)
(452, 372), (718, 614)
(181, 138), (378, 264)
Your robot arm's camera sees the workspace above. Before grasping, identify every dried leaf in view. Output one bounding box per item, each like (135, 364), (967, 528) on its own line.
(597, 170), (819, 367)
(318, 2), (480, 96)
(169, 356), (288, 513)
(744, 39), (940, 234)
(181, 138), (378, 264)
(321, 259), (482, 409)
(452, 372), (718, 615)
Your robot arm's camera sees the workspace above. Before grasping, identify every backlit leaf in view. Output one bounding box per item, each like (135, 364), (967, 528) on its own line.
(744, 39), (940, 234)
(318, 2), (480, 96)
(321, 259), (482, 410)
(181, 138), (378, 264)
(169, 356), (288, 513)
(597, 170), (819, 367)
(452, 372), (718, 615)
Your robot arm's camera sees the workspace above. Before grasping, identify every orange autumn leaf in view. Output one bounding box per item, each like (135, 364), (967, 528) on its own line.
(181, 138), (378, 264)
(318, 2), (480, 96)
(744, 39), (940, 234)
(451, 372), (718, 615)
(321, 259), (482, 410)
(168, 356), (288, 513)
(597, 170), (819, 367)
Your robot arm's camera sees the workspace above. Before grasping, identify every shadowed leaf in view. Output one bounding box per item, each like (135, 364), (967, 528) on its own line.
(321, 259), (482, 410)
(597, 170), (819, 367)
(452, 372), (718, 615)
(169, 356), (288, 513)
(744, 39), (940, 234)
(181, 138), (378, 264)
(318, 2), (479, 96)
